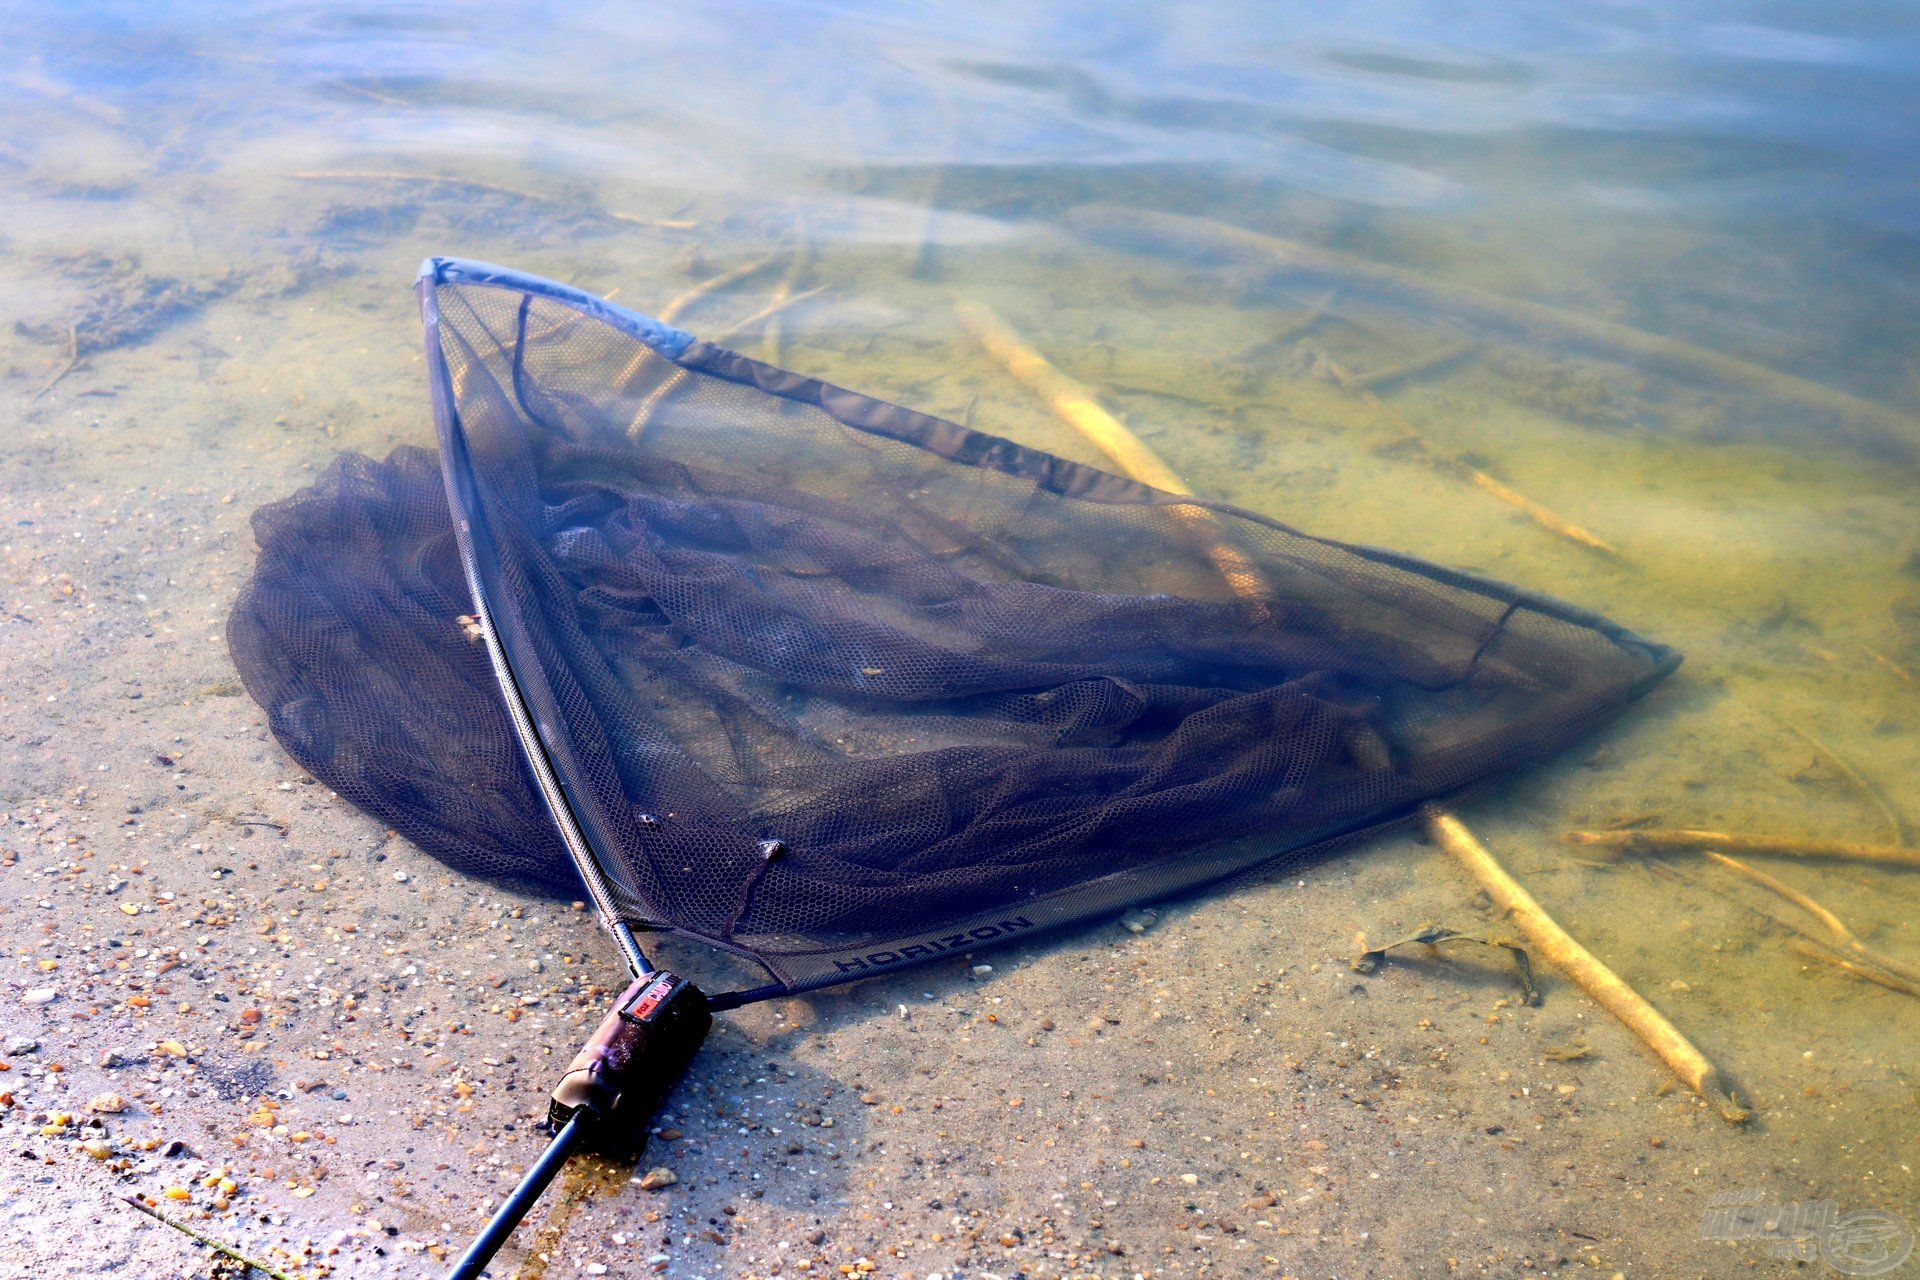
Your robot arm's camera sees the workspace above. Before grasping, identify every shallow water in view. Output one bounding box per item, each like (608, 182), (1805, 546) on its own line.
(3, 3), (1918, 1278)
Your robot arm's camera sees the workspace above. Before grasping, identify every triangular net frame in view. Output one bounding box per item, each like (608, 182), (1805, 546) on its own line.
(229, 258), (1677, 994)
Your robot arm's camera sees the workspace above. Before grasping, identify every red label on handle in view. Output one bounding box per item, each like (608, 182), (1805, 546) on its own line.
(624, 974), (677, 1023)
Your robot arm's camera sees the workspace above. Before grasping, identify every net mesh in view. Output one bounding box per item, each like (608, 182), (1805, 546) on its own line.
(229, 259), (1679, 991)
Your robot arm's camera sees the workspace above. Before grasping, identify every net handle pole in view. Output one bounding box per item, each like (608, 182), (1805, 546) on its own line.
(443, 1113), (588, 1280)
(613, 920), (653, 977)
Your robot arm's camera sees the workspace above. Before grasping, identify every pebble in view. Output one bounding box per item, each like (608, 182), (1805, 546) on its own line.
(970, 964), (993, 976)
(637, 1167), (677, 1191)
(99, 1049), (126, 1068)
(585, 1266), (608, 1276)
(81, 1138), (113, 1160)
(21, 988), (57, 1006)
(87, 1091), (128, 1114)
(393, 871), (410, 883)
(1121, 907), (1159, 934)
(6, 1037), (39, 1055)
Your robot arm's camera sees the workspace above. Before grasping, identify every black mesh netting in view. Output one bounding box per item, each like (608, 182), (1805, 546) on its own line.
(228, 258), (1679, 992)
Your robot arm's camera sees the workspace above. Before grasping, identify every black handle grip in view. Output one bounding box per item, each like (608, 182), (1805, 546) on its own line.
(548, 970), (712, 1156)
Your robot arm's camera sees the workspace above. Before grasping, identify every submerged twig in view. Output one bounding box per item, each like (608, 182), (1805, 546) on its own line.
(1566, 828), (1920, 870)
(287, 170), (697, 230)
(1619, 830), (1920, 998)
(1863, 645), (1915, 685)
(1423, 807), (1744, 1120)
(622, 248), (795, 437)
(1233, 291), (1335, 362)
(708, 286), (828, 347)
(954, 299), (1186, 491)
(1700, 850), (1920, 987)
(964, 295), (1739, 1120)
(1066, 205), (1920, 461)
(1769, 714), (1907, 846)
(1788, 939), (1920, 999)
(761, 210), (814, 362)
(952, 298), (1269, 607)
(1348, 337), (1478, 391)
(120, 1195), (299, 1280)
(1316, 346), (1622, 559)
(656, 249), (784, 325)
(31, 322), (80, 401)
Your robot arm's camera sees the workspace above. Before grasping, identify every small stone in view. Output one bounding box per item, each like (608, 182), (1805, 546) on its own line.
(585, 1267), (608, 1276)
(99, 1049), (125, 1069)
(970, 964), (992, 976)
(87, 1091), (128, 1114)
(21, 989), (56, 1006)
(1121, 908), (1159, 934)
(1180, 1173), (1199, 1185)
(81, 1138), (112, 1161)
(6, 1037), (39, 1055)
(527, 958), (543, 973)
(637, 1167), (677, 1191)
(393, 871), (409, 883)
(806, 1228), (826, 1245)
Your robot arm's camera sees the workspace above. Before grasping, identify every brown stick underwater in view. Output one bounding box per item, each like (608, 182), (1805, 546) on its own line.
(1699, 851), (1920, 987)
(1425, 808), (1737, 1113)
(32, 322), (79, 402)
(1788, 940), (1920, 998)
(1567, 828), (1920, 869)
(954, 300), (1273, 608)
(1316, 346), (1622, 558)
(657, 249), (785, 325)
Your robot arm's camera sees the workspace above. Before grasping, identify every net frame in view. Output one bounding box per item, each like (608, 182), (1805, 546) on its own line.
(407, 256), (1679, 996)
